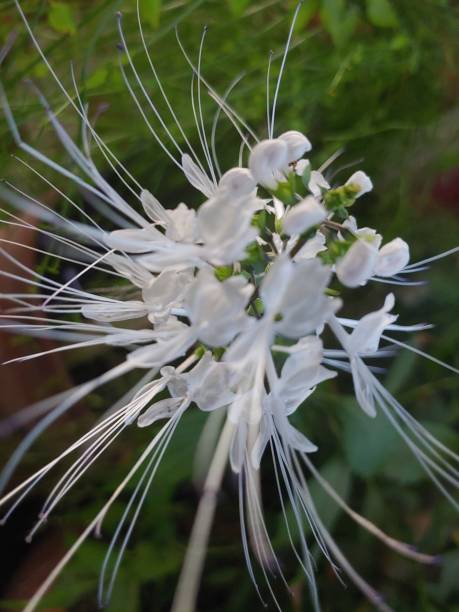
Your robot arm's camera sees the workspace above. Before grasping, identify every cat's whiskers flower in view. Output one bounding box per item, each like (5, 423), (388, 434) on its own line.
(0, 2), (457, 612)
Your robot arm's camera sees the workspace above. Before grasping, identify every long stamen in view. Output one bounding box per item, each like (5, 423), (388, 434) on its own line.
(135, 0), (208, 172)
(270, 0), (303, 138)
(266, 50), (274, 137)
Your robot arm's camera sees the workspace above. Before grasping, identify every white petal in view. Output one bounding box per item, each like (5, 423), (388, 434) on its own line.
(229, 421), (247, 473)
(295, 158), (310, 177)
(186, 269), (251, 346)
(278, 130), (312, 163)
(140, 189), (170, 225)
(106, 253), (153, 288)
(165, 203), (197, 243)
(218, 167), (256, 198)
(127, 325), (195, 367)
(351, 357), (377, 417)
(336, 239), (378, 288)
(345, 171), (373, 197)
(251, 415), (272, 469)
(308, 170), (330, 197)
(137, 397), (183, 428)
(282, 196), (327, 236)
(181, 153), (215, 198)
(348, 293), (397, 355)
(81, 301), (147, 322)
(273, 408), (317, 453)
(259, 255), (292, 313)
(105, 227), (166, 253)
(375, 238), (410, 277)
(293, 230), (327, 260)
(248, 139), (288, 190)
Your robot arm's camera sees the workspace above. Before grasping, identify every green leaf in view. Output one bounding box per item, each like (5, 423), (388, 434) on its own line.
(48, 2), (77, 36)
(320, 0), (360, 48)
(139, 0), (162, 29)
(366, 0), (399, 28)
(308, 458), (352, 531)
(341, 400), (398, 477)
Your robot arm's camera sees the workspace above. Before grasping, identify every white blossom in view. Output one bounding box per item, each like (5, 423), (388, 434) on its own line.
(248, 138), (289, 189)
(336, 238), (380, 287)
(282, 196), (327, 236)
(345, 170), (373, 197)
(375, 237), (410, 277)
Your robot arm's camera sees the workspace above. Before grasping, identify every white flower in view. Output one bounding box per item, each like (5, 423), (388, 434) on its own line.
(81, 300), (148, 323)
(218, 167), (257, 198)
(336, 237), (380, 287)
(196, 191), (260, 265)
(308, 170), (330, 198)
(282, 196), (327, 236)
(142, 268), (193, 323)
(252, 337), (336, 467)
(375, 238), (410, 277)
(295, 158), (311, 177)
(248, 138), (289, 189)
(105, 224), (167, 253)
(293, 230), (327, 260)
(141, 190), (198, 243)
(186, 269), (252, 346)
(278, 130), (312, 162)
(261, 255), (341, 338)
(329, 295), (397, 417)
(345, 170), (373, 197)
(181, 153), (216, 198)
(347, 293), (398, 356)
(136, 352), (233, 427)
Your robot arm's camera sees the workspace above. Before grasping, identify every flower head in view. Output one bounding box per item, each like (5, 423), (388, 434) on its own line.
(0, 4), (457, 612)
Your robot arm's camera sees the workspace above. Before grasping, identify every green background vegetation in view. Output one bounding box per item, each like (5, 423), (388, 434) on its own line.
(0, 0), (459, 610)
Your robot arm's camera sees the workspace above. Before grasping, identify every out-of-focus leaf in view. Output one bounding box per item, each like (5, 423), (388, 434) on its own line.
(385, 348), (417, 394)
(320, 0), (360, 47)
(308, 458), (352, 530)
(226, 0), (250, 17)
(48, 2), (77, 35)
(430, 550), (459, 599)
(341, 400), (398, 477)
(366, 0), (399, 28)
(139, 0), (162, 29)
(86, 67), (109, 90)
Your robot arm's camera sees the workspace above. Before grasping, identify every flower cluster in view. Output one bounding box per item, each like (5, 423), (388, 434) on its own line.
(0, 3), (458, 612)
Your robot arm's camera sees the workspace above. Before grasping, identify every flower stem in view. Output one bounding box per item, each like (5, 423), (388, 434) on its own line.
(171, 417), (234, 612)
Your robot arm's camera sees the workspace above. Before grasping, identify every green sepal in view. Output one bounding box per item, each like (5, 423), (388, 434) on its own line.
(242, 241), (266, 274)
(300, 164), (311, 188)
(272, 180), (295, 205)
(214, 265), (233, 281)
(319, 238), (353, 264)
(194, 344), (207, 359)
(254, 297), (265, 316)
(212, 347), (225, 360)
(324, 184), (360, 211)
(251, 209), (268, 232)
(333, 206), (350, 221)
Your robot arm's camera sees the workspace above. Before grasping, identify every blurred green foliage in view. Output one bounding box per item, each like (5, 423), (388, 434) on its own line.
(0, 1), (459, 611)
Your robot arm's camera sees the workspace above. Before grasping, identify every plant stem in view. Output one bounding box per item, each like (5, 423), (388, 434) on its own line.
(171, 417), (234, 612)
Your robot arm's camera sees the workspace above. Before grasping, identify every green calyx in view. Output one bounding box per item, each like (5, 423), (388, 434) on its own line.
(324, 184), (360, 211)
